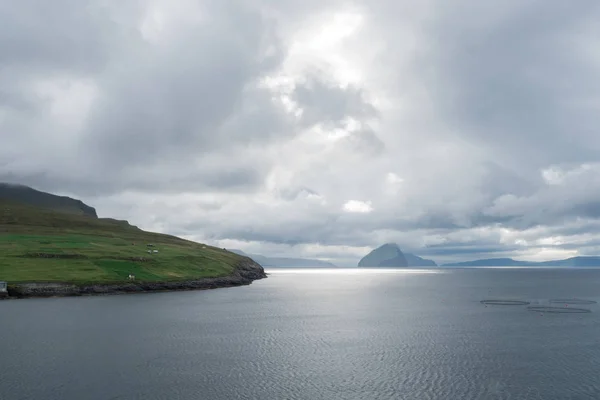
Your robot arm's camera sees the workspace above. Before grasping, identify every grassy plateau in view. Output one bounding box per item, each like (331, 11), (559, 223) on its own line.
(0, 199), (244, 285)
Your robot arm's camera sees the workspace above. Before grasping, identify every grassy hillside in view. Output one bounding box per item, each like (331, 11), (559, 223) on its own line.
(0, 199), (245, 285)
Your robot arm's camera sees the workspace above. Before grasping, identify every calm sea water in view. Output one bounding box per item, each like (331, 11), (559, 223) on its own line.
(2, 268), (600, 400)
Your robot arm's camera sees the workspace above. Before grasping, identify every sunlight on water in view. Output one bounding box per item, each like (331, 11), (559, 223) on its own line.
(265, 268), (443, 274)
(3, 268), (600, 399)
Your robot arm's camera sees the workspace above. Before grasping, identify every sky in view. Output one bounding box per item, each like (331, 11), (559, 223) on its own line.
(3, 1), (600, 266)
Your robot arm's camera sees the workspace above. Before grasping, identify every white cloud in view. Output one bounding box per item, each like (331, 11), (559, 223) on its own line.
(386, 172), (403, 185)
(541, 167), (565, 185)
(516, 247), (580, 262)
(342, 200), (373, 213)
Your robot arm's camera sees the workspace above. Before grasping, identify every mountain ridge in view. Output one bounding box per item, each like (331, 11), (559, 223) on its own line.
(0, 183), (98, 218)
(358, 243), (437, 267)
(442, 256), (600, 267)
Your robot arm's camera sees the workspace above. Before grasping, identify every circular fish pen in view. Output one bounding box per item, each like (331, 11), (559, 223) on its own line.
(480, 299), (530, 306)
(549, 299), (597, 305)
(527, 306), (591, 314)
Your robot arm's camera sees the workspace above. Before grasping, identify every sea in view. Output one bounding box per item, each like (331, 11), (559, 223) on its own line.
(1, 267), (600, 400)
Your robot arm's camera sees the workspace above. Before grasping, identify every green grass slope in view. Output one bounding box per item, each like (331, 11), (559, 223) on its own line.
(0, 199), (245, 285)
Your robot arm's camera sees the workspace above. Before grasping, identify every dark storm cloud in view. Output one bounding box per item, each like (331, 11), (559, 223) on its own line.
(0, 156), (266, 197)
(83, 11), (283, 168)
(566, 201), (600, 220)
(426, 1), (600, 166)
(0, 0), (110, 71)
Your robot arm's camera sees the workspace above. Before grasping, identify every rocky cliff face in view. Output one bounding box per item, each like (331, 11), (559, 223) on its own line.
(4, 258), (267, 299)
(234, 257), (268, 280)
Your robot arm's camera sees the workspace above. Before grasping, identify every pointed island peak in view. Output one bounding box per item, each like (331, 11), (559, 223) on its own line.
(358, 243), (437, 267)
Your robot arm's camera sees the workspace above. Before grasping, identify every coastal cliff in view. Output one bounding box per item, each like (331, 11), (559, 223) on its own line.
(4, 258), (266, 299)
(0, 184), (267, 299)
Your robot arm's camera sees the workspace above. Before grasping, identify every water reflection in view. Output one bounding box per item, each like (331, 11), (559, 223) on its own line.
(266, 267), (443, 274)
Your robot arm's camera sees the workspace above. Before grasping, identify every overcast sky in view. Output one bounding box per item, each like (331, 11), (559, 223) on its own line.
(3, 1), (600, 265)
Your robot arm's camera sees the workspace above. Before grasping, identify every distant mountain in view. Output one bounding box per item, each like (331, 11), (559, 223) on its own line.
(442, 256), (600, 267)
(0, 183), (97, 218)
(228, 249), (337, 268)
(358, 243), (407, 267)
(404, 252), (438, 267)
(358, 243), (437, 267)
(538, 256), (600, 267)
(442, 258), (531, 267)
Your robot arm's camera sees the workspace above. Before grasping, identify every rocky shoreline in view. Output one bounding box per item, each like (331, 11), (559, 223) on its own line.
(1, 258), (267, 299)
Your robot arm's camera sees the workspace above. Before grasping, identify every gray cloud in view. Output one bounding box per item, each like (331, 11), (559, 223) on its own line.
(293, 74), (377, 125)
(425, 1), (600, 166)
(0, 0), (111, 72)
(3, 0), (600, 265)
(1, 0), (286, 195)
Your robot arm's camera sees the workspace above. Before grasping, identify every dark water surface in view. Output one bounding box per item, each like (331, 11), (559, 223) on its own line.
(2, 268), (600, 400)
